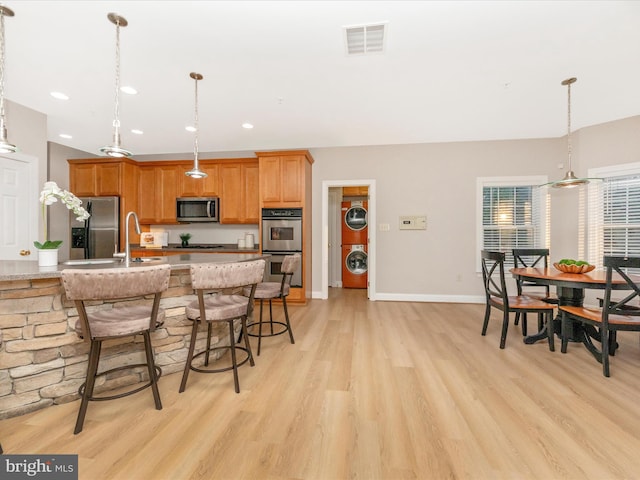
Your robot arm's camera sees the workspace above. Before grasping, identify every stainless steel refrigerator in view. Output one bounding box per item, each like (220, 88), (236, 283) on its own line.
(69, 196), (120, 259)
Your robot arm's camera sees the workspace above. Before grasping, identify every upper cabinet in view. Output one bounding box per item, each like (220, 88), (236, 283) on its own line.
(179, 163), (220, 197)
(137, 164), (180, 224)
(68, 158), (140, 247)
(69, 160), (126, 196)
(343, 186), (369, 197)
(219, 159), (259, 224)
(257, 150), (313, 208)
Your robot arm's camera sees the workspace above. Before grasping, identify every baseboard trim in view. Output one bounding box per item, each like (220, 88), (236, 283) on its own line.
(312, 290), (484, 304)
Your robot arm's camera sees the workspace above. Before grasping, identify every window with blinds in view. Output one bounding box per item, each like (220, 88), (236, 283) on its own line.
(586, 163), (640, 265)
(476, 176), (548, 269)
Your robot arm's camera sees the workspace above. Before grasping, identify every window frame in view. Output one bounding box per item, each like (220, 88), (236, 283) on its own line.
(476, 175), (549, 271)
(585, 162), (640, 265)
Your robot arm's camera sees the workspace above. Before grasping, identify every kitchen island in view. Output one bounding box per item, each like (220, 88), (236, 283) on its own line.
(0, 253), (266, 419)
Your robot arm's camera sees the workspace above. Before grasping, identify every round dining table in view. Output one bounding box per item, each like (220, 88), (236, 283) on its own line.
(510, 267), (640, 360)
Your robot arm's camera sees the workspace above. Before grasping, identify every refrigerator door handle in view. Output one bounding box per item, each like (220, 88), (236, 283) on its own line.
(84, 201), (92, 259)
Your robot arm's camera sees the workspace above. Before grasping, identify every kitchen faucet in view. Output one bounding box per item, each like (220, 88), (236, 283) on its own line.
(113, 211), (141, 267)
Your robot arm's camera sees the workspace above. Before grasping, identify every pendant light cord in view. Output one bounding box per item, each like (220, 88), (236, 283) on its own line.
(566, 79), (572, 172)
(0, 11), (6, 119)
(112, 18), (122, 139)
(193, 75), (199, 163)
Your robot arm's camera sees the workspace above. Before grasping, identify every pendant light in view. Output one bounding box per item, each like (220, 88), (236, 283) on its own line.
(185, 72), (207, 178)
(0, 5), (17, 154)
(550, 77), (589, 188)
(100, 13), (131, 157)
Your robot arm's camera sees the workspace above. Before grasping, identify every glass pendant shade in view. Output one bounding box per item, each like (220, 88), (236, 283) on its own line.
(185, 72), (207, 178)
(0, 6), (17, 154)
(100, 13), (132, 158)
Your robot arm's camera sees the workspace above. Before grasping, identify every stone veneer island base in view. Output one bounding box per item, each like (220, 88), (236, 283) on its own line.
(0, 253), (265, 419)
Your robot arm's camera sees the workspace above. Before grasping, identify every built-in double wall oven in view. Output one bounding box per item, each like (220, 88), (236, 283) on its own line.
(262, 208), (302, 287)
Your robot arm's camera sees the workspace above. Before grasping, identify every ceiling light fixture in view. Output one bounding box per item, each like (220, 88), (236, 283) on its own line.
(0, 5), (17, 154)
(185, 72), (207, 179)
(550, 77), (591, 188)
(50, 91), (69, 100)
(99, 13), (131, 158)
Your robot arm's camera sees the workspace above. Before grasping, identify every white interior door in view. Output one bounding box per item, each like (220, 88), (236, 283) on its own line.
(0, 154), (39, 260)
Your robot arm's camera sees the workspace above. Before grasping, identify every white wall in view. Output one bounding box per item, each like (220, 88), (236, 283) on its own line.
(309, 117), (640, 300)
(48, 142), (99, 261)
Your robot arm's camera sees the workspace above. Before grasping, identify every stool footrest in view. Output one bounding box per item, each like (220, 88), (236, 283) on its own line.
(189, 346), (252, 374)
(247, 321), (290, 338)
(79, 363), (162, 402)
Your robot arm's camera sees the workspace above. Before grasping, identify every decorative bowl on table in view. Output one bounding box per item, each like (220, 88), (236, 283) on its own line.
(553, 261), (595, 274)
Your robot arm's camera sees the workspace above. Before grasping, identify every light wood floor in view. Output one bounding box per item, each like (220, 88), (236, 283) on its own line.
(3, 288), (640, 479)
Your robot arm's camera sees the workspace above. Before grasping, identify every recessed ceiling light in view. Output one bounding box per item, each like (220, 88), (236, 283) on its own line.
(185, 125), (196, 132)
(120, 86), (137, 95)
(59, 134), (72, 139)
(131, 129), (143, 135)
(242, 123), (254, 129)
(50, 91), (69, 100)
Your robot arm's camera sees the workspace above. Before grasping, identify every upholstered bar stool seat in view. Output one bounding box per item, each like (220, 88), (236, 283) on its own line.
(243, 254), (300, 356)
(61, 264), (171, 434)
(180, 259), (266, 394)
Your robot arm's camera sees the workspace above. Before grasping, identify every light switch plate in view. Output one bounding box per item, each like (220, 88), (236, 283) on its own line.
(399, 215), (427, 230)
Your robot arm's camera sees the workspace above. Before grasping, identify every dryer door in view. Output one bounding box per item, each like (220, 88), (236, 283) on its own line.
(344, 204), (367, 231)
(345, 247), (368, 274)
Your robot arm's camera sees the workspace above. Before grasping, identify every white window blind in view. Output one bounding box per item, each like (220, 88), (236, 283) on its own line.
(586, 163), (640, 265)
(476, 176), (548, 269)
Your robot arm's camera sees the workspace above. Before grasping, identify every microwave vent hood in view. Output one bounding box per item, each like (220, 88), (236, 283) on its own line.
(176, 197), (220, 222)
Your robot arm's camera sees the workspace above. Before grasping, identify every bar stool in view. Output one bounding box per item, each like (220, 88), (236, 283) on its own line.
(179, 259), (266, 394)
(61, 264), (171, 434)
(244, 253), (300, 355)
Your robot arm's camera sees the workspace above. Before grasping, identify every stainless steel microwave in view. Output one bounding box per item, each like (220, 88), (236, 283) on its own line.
(176, 197), (219, 222)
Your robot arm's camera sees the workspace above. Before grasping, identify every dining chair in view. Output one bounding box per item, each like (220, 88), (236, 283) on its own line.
(180, 259), (266, 394)
(60, 264), (171, 434)
(242, 253), (300, 355)
(560, 255), (640, 377)
(512, 248), (559, 335)
(481, 250), (556, 350)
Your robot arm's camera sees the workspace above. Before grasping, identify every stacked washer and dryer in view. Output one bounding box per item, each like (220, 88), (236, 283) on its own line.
(341, 201), (368, 289)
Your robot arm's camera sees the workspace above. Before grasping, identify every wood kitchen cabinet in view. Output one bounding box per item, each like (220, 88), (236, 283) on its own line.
(68, 158), (140, 247)
(137, 164), (180, 224)
(219, 159), (259, 224)
(258, 154), (307, 207)
(179, 163), (220, 197)
(69, 161), (121, 196)
(342, 186), (369, 197)
(256, 150), (314, 304)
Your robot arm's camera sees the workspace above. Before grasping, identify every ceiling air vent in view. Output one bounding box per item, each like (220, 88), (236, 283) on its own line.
(344, 23), (387, 55)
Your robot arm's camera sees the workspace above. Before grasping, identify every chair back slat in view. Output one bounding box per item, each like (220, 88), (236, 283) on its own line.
(512, 248), (551, 296)
(603, 256), (640, 318)
(481, 250), (509, 308)
(61, 264), (171, 301)
(191, 259), (265, 290)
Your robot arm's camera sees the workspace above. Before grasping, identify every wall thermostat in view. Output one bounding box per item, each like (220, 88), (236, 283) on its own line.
(399, 215), (427, 230)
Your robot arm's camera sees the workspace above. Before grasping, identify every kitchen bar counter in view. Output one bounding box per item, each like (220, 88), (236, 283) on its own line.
(0, 252), (264, 282)
(0, 252), (268, 419)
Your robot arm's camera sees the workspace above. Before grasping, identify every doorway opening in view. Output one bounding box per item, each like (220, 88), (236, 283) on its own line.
(321, 179), (376, 301)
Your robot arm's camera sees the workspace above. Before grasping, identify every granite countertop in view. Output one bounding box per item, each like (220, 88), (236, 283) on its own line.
(132, 243), (259, 254)
(0, 253), (268, 282)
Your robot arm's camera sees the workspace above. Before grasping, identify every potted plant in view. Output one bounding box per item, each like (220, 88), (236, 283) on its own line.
(34, 181), (90, 266)
(179, 233), (192, 247)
